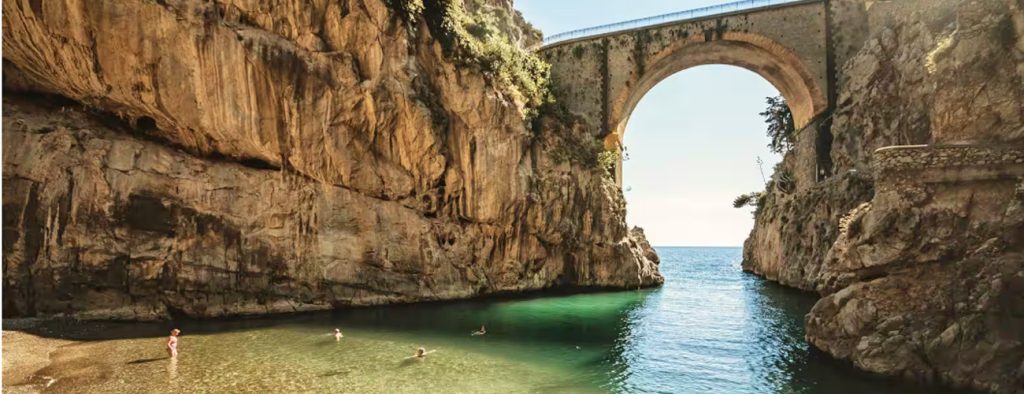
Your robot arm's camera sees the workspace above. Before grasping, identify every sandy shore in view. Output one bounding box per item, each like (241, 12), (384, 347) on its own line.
(2, 325), (73, 393)
(2, 318), (136, 393)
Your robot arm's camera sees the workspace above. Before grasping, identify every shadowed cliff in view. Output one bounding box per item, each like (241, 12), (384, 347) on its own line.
(1, 0), (662, 321)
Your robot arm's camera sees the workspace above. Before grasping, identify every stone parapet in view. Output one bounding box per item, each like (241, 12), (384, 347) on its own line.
(872, 144), (1024, 186)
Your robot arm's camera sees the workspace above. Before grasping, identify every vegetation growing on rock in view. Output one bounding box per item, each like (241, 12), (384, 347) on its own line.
(596, 149), (621, 179)
(732, 192), (764, 209)
(387, 0), (552, 117)
(760, 95), (795, 155)
(733, 96), (797, 212)
(1, 0), (663, 321)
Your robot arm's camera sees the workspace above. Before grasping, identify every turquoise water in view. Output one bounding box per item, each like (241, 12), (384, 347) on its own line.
(20, 247), (957, 393)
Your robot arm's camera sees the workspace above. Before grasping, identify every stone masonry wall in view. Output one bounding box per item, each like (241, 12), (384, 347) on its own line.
(541, 0), (828, 139)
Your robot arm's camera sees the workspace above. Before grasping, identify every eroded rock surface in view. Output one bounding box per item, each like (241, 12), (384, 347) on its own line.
(744, 0), (1024, 391)
(1, 0), (661, 320)
(742, 171), (874, 290)
(807, 146), (1024, 392)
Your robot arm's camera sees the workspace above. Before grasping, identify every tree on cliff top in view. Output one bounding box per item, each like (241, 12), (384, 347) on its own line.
(761, 96), (795, 154)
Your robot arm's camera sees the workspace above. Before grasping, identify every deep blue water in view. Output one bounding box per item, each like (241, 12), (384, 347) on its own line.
(604, 247), (908, 393)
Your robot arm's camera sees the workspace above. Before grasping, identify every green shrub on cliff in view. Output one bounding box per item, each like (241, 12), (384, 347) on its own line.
(761, 96), (795, 154)
(545, 130), (617, 179)
(386, 0), (426, 26)
(732, 192), (763, 209)
(772, 163), (796, 193)
(733, 191), (768, 218)
(596, 149), (621, 179)
(386, 0), (552, 118)
(736, 97), (795, 216)
(551, 135), (602, 167)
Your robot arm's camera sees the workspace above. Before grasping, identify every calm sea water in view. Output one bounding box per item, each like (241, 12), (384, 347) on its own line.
(19, 247), (955, 393)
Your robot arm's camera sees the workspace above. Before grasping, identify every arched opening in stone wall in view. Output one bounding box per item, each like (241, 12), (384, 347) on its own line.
(607, 34), (827, 183)
(621, 65), (784, 247)
(615, 33), (825, 135)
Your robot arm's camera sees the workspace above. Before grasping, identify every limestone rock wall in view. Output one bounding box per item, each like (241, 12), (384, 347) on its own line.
(747, 0), (1024, 290)
(741, 171), (873, 290)
(744, 0), (1024, 391)
(807, 145), (1024, 392)
(1, 0), (662, 320)
(829, 0), (1024, 172)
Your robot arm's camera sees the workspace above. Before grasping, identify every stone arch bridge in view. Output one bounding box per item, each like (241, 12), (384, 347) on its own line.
(538, 0), (834, 184)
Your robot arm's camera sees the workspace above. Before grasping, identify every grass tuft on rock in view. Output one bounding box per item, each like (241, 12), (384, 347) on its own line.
(387, 0), (553, 119)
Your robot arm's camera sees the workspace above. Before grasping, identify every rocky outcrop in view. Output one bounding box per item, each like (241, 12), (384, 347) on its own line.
(1, 0), (661, 320)
(807, 145), (1024, 392)
(742, 171), (873, 290)
(830, 0), (1024, 171)
(745, 0), (1024, 391)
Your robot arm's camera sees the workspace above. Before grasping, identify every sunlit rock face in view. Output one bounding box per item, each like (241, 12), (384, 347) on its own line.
(807, 145), (1024, 393)
(745, 0), (1024, 391)
(1, 0), (662, 320)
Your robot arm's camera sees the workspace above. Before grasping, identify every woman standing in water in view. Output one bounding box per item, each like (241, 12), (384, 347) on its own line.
(333, 328), (344, 341)
(167, 329), (181, 358)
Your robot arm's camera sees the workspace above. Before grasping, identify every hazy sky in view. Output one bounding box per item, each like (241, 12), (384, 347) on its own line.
(517, 0), (783, 246)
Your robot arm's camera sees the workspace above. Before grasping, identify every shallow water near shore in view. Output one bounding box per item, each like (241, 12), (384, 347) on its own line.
(6, 247), (966, 393)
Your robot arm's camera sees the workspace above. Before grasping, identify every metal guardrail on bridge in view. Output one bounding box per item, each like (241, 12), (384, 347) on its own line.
(541, 0), (803, 47)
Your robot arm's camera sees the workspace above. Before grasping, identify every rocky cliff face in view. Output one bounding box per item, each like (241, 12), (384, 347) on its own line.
(807, 146), (1024, 392)
(1, 0), (661, 320)
(742, 171), (874, 290)
(744, 0), (1024, 391)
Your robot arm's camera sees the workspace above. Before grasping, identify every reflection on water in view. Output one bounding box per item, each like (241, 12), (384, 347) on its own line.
(166, 356), (177, 381)
(13, 247), (964, 393)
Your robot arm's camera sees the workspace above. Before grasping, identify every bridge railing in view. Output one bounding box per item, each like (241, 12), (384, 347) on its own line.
(541, 0), (802, 47)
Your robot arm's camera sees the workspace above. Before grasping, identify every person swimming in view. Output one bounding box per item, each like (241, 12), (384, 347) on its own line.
(333, 328), (344, 341)
(166, 329), (181, 358)
(471, 325), (486, 336)
(405, 347), (435, 360)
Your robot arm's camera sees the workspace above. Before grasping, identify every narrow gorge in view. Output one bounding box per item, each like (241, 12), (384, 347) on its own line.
(2, 0), (1023, 393)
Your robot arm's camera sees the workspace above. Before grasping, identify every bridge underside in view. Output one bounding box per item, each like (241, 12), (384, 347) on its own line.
(612, 33), (826, 143)
(539, 0), (831, 184)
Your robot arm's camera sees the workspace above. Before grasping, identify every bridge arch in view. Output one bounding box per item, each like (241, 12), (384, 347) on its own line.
(540, 0), (832, 185)
(608, 32), (827, 148)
